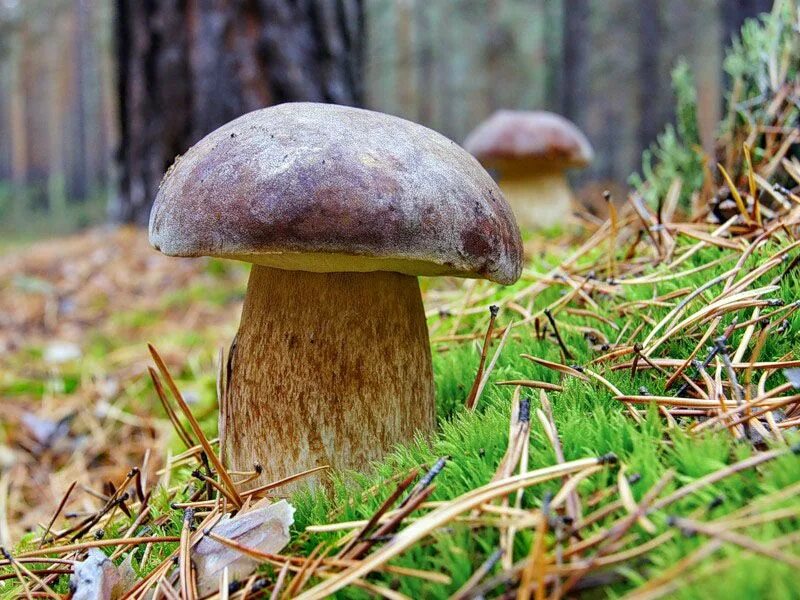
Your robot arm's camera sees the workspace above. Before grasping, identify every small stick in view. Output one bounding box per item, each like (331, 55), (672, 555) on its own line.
(718, 164), (752, 223)
(521, 355), (588, 380)
(606, 191), (619, 277)
(715, 337), (744, 405)
(295, 455), (615, 599)
(2, 548), (34, 600)
(131, 467), (145, 504)
(241, 465), (330, 498)
(17, 536), (181, 559)
(337, 468), (419, 559)
(466, 306), (500, 410)
(496, 380), (563, 392)
(652, 445), (799, 512)
(0, 569), (71, 583)
(538, 391), (580, 525)
(149, 344), (242, 508)
(148, 367), (194, 449)
(399, 458), (447, 509)
(676, 321), (736, 396)
(179, 509), (196, 600)
(269, 561), (291, 600)
(38, 481), (76, 548)
(450, 549), (503, 600)
(191, 470), (242, 508)
(217, 346), (228, 466)
(0, 549), (59, 600)
(544, 309), (573, 361)
(347, 485), (437, 560)
(669, 516), (800, 568)
(68, 490), (131, 542)
(517, 495), (549, 600)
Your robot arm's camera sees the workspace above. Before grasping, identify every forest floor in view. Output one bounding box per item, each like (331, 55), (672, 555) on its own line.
(2, 193), (800, 598)
(2, 9), (799, 592)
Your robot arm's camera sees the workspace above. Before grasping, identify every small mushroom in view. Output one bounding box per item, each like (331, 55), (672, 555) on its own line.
(149, 102), (522, 487)
(464, 110), (594, 229)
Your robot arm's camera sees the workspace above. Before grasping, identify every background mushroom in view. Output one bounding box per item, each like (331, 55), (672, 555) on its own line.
(463, 110), (594, 230)
(149, 102), (523, 487)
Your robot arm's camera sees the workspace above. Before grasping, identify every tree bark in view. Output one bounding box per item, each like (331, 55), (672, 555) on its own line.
(637, 0), (661, 154)
(720, 0), (772, 46)
(9, 20), (29, 225)
(69, 0), (90, 203)
(561, 0), (589, 125)
(112, 0), (365, 225)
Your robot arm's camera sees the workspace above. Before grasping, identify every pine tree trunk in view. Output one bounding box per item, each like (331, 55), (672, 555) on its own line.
(561, 0), (589, 125)
(721, 0), (773, 46)
(637, 0), (661, 154)
(112, 0), (365, 225)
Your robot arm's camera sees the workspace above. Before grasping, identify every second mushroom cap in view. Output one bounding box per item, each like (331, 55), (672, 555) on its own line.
(463, 109), (594, 172)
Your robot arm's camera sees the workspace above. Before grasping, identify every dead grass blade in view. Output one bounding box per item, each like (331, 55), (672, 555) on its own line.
(148, 343), (242, 508)
(296, 455), (616, 599)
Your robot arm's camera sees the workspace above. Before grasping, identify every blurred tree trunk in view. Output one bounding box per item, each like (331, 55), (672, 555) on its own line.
(9, 20), (29, 224)
(0, 63), (10, 183)
(561, 0), (588, 125)
(112, 0), (365, 226)
(637, 0), (661, 153)
(720, 0), (773, 45)
(47, 16), (67, 221)
(68, 0), (91, 203)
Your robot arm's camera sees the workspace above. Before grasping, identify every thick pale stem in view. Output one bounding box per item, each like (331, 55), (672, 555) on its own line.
(224, 265), (436, 489)
(499, 170), (574, 229)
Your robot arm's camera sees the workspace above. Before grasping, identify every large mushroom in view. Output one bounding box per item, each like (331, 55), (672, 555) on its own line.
(149, 102), (523, 487)
(463, 110), (594, 229)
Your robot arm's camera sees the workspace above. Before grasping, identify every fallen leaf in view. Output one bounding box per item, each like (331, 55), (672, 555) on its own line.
(69, 549), (133, 600)
(21, 412), (72, 446)
(194, 499), (294, 595)
(784, 367), (800, 389)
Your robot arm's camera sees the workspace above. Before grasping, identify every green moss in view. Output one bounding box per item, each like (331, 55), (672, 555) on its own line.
(277, 238), (800, 598)
(9, 235), (791, 598)
(7, 6), (800, 598)
(631, 0), (800, 210)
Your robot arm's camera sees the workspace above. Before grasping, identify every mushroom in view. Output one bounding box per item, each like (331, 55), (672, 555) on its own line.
(149, 102), (523, 487)
(463, 110), (594, 229)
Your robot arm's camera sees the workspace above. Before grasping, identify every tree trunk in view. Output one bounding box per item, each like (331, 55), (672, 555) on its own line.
(112, 0), (365, 226)
(9, 20), (29, 225)
(636, 0), (661, 154)
(720, 0), (772, 46)
(561, 0), (588, 125)
(69, 0), (90, 203)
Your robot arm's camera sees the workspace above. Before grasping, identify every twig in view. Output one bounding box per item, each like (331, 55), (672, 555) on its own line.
(544, 309), (573, 361)
(149, 343), (242, 508)
(466, 306), (500, 410)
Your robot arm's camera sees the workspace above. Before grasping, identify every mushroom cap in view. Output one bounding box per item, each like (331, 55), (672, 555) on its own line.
(149, 102), (523, 285)
(463, 110), (594, 172)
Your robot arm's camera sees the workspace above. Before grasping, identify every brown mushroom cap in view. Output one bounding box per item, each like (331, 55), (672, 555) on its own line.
(463, 110), (594, 171)
(149, 102), (522, 285)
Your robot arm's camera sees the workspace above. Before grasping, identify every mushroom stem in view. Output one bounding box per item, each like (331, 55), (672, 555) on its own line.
(498, 170), (575, 229)
(225, 265), (436, 489)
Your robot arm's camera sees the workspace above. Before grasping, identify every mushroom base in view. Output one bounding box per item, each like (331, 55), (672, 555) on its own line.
(223, 265), (436, 490)
(499, 171), (575, 229)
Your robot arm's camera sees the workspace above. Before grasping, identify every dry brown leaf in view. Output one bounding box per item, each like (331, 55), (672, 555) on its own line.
(194, 499), (294, 595)
(69, 549), (136, 600)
